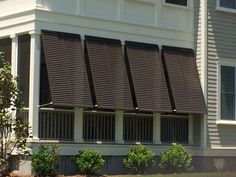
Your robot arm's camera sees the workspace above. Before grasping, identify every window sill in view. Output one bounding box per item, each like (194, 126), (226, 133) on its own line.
(162, 2), (190, 10)
(216, 120), (236, 125)
(216, 6), (236, 14)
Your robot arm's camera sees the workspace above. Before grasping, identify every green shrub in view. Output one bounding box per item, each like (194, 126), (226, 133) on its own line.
(159, 144), (192, 173)
(32, 145), (60, 177)
(75, 150), (105, 175)
(123, 145), (155, 174)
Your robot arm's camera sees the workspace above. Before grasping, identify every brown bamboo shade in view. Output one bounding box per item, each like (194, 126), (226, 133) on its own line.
(41, 30), (92, 107)
(162, 46), (207, 114)
(125, 41), (172, 112)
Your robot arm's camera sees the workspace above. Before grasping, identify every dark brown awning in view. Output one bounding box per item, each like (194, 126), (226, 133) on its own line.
(125, 41), (172, 112)
(162, 46), (207, 114)
(41, 30), (92, 108)
(85, 36), (133, 110)
(0, 38), (12, 64)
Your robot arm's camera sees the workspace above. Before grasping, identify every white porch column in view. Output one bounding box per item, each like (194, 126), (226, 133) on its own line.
(189, 114), (194, 145)
(115, 110), (124, 143)
(153, 113), (161, 144)
(200, 0), (208, 149)
(10, 34), (18, 77)
(201, 115), (207, 148)
(74, 108), (84, 143)
(28, 30), (41, 141)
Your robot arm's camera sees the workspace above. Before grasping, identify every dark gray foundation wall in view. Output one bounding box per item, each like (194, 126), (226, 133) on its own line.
(59, 156), (236, 175)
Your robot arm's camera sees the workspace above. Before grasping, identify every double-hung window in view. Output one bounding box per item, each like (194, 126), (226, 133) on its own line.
(221, 65), (236, 120)
(220, 0), (236, 9)
(165, 0), (187, 6)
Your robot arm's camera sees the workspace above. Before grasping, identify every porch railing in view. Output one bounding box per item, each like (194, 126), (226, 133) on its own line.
(123, 113), (153, 142)
(18, 109), (29, 123)
(39, 108), (74, 141)
(161, 115), (189, 144)
(83, 111), (115, 141)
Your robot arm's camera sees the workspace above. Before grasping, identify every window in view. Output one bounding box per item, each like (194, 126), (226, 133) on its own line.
(220, 0), (236, 9)
(165, 0), (187, 6)
(221, 65), (235, 120)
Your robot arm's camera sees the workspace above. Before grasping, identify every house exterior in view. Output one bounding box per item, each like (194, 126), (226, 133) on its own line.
(0, 0), (235, 175)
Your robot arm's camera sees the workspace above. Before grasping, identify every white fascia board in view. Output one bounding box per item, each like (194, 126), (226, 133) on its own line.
(0, 10), (36, 37)
(34, 9), (194, 48)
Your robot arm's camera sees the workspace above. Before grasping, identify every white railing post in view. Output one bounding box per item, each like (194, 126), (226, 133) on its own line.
(189, 114), (194, 145)
(10, 34), (18, 77)
(9, 34), (18, 141)
(28, 30), (41, 141)
(74, 108), (84, 143)
(153, 113), (161, 144)
(115, 110), (124, 143)
(201, 115), (207, 148)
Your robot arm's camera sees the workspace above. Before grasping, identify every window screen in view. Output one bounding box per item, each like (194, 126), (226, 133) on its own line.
(0, 38), (12, 65)
(18, 34), (30, 107)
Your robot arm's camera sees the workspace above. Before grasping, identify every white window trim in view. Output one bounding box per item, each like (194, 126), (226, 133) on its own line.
(216, 0), (236, 14)
(216, 120), (236, 125)
(162, 0), (191, 10)
(218, 59), (236, 124)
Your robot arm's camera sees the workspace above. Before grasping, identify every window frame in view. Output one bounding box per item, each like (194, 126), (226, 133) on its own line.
(216, 0), (236, 14)
(218, 60), (236, 124)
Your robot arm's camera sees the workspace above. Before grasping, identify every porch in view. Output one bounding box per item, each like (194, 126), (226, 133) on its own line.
(21, 108), (200, 147)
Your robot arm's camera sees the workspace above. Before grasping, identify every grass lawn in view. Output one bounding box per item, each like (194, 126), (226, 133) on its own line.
(112, 172), (236, 177)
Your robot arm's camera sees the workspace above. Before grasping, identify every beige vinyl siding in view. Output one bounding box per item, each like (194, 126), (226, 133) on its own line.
(207, 0), (236, 147)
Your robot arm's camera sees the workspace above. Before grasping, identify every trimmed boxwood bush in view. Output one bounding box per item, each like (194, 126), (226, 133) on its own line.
(32, 145), (60, 177)
(159, 144), (192, 173)
(75, 150), (105, 175)
(123, 145), (155, 174)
